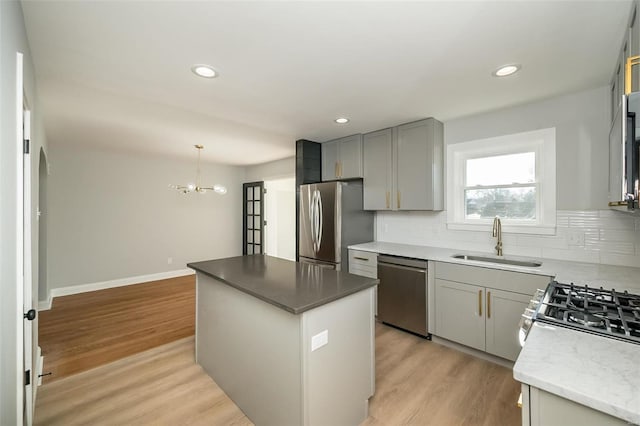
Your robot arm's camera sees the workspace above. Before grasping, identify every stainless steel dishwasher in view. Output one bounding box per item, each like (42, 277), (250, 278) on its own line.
(377, 255), (429, 338)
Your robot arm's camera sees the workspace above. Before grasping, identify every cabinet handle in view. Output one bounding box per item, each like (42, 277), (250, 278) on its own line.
(487, 291), (491, 319)
(478, 290), (482, 317)
(354, 256), (369, 261)
(385, 191), (390, 209)
(335, 162), (339, 178)
(397, 191), (401, 209)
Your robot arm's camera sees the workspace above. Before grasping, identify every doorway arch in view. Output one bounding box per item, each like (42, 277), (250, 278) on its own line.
(38, 148), (48, 304)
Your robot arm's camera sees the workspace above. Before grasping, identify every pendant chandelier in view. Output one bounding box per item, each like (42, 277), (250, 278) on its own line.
(169, 145), (227, 194)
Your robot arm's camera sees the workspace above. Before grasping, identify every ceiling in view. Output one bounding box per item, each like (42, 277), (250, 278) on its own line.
(21, 0), (632, 166)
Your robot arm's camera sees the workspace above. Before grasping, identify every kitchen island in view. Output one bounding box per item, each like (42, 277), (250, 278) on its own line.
(187, 254), (378, 426)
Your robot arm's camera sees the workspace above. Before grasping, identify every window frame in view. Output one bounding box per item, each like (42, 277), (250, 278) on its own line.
(447, 128), (556, 235)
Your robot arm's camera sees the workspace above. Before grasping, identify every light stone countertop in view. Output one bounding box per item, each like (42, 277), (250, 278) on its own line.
(348, 241), (640, 292)
(349, 241), (640, 423)
(513, 323), (640, 424)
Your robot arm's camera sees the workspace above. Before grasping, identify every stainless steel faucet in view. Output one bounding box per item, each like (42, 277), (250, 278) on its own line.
(492, 216), (503, 256)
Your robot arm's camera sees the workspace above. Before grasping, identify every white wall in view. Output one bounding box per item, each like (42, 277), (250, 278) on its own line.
(0, 1), (46, 422)
(244, 157), (296, 261)
(264, 177), (296, 261)
(377, 86), (640, 268)
(47, 145), (244, 289)
(244, 156), (294, 182)
(445, 86), (610, 210)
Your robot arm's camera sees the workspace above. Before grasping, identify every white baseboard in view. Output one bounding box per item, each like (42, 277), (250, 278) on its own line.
(48, 269), (195, 300)
(38, 294), (53, 311)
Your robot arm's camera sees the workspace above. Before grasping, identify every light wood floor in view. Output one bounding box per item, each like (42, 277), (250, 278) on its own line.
(34, 337), (251, 426)
(38, 275), (195, 383)
(35, 323), (521, 425)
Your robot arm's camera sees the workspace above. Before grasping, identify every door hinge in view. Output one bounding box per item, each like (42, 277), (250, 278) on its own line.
(263, 187), (267, 194)
(25, 370), (31, 386)
(23, 139), (30, 154)
(263, 220), (268, 226)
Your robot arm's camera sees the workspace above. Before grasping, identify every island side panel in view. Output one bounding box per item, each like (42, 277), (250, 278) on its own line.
(301, 287), (375, 426)
(195, 273), (303, 426)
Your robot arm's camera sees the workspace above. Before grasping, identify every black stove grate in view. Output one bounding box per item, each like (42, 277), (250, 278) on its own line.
(534, 281), (640, 344)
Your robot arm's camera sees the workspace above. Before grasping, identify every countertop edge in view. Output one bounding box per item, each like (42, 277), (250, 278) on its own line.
(348, 241), (640, 291)
(513, 323), (640, 425)
(188, 262), (379, 315)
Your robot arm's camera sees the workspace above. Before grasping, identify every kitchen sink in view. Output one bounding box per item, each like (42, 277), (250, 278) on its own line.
(452, 254), (542, 268)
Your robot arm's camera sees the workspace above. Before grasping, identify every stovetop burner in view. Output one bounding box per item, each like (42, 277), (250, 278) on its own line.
(566, 311), (605, 328)
(534, 281), (640, 344)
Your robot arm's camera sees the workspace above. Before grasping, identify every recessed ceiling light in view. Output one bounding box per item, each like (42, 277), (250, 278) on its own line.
(335, 117), (349, 124)
(191, 64), (218, 79)
(493, 64), (521, 77)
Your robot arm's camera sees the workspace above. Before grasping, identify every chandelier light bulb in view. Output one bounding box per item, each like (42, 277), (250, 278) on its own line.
(169, 145), (227, 195)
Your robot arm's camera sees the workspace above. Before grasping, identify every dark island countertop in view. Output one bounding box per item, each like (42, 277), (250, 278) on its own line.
(187, 255), (379, 314)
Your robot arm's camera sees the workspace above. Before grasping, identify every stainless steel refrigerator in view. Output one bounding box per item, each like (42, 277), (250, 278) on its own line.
(299, 181), (374, 270)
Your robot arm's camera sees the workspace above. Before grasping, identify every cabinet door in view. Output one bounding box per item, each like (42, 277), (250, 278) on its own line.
(485, 289), (530, 361)
(321, 140), (339, 181)
(396, 119), (443, 210)
(363, 128), (393, 210)
(434, 279), (485, 351)
(529, 387), (628, 426)
(339, 134), (363, 179)
(609, 106), (624, 203)
(630, 4), (639, 94)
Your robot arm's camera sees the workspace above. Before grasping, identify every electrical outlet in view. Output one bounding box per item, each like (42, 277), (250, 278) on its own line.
(567, 230), (585, 246)
(167, 257), (173, 265)
(311, 330), (328, 351)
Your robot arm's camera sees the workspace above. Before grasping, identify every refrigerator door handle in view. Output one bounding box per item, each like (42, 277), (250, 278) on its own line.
(310, 189), (323, 254)
(316, 191), (323, 253)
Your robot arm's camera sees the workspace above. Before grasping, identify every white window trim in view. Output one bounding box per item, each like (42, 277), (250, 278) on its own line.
(446, 128), (556, 235)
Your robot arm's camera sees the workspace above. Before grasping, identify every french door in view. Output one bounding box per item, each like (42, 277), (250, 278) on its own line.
(242, 181), (264, 255)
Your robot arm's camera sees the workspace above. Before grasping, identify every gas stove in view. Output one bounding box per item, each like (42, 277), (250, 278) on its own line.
(519, 281), (640, 345)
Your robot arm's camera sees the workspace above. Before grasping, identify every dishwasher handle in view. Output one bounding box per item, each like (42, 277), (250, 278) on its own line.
(377, 255), (427, 270)
(378, 262), (427, 274)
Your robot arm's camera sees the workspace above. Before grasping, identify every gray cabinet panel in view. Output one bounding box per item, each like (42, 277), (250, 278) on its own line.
(396, 119), (443, 210)
(485, 289), (530, 361)
(363, 128), (393, 210)
(322, 140), (339, 181)
(321, 135), (363, 181)
(435, 279), (485, 351)
(434, 262), (550, 361)
(339, 134), (363, 179)
(528, 386), (627, 426)
(435, 261), (549, 296)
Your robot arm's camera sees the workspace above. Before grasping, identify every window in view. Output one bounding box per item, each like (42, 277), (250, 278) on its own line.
(447, 128), (556, 234)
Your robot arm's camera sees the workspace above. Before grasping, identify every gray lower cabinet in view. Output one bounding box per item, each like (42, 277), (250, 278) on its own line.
(523, 385), (627, 426)
(434, 279), (485, 351)
(348, 249), (378, 315)
(434, 262), (550, 361)
(485, 289), (531, 361)
(321, 134), (363, 181)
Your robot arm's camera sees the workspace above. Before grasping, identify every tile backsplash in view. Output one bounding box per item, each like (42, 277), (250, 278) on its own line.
(375, 210), (640, 267)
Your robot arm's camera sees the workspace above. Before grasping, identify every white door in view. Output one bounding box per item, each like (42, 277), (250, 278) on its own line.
(16, 51), (35, 426)
(23, 108), (34, 426)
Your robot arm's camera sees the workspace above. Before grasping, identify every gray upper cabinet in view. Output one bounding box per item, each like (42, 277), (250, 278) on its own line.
(608, 2), (640, 209)
(321, 134), (363, 181)
(396, 119), (444, 210)
(363, 128), (393, 210)
(362, 118), (443, 211)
